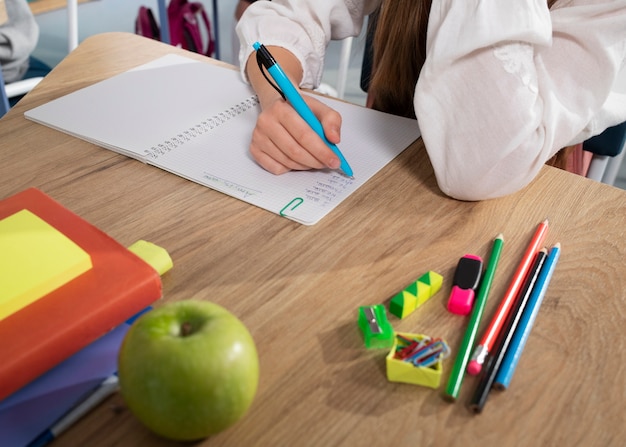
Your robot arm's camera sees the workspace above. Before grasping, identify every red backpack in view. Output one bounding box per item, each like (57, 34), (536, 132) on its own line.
(135, 0), (215, 58)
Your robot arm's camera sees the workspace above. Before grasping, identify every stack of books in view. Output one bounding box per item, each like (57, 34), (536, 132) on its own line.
(0, 188), (172, 446)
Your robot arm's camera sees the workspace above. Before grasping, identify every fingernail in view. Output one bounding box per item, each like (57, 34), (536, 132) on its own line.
(328, 158), (340, 169)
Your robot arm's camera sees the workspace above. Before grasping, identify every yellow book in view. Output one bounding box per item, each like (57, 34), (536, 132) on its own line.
(0, 209), (92, 320)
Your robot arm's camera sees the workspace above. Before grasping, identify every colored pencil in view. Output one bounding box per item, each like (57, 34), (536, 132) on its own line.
(468, 248), (548, 414)
(468, 219), (549, 375)
(494, 243), (561, 390)
(444, 234), (504, 401)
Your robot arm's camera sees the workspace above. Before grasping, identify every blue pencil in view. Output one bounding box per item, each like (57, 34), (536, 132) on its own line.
(494, 243), (561, 390)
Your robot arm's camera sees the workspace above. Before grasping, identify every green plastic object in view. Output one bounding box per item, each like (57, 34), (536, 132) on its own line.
(358, 304), (394, 349)
(389, 271), (443, 319)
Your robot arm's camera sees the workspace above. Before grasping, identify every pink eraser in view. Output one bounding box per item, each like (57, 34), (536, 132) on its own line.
(447, 286), (475, 315)
(467, 360), (482, 376)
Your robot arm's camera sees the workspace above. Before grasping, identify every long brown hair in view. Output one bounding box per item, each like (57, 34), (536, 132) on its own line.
(369, 1), (431, 119)
(369, 0), (570, 168)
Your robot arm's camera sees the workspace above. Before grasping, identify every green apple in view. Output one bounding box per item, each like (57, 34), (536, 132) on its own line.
(117, 300), (259, 441)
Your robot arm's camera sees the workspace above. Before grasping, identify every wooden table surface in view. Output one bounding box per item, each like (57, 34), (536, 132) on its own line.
(28, 0), (93, 15)
(1, 32), (625, 447)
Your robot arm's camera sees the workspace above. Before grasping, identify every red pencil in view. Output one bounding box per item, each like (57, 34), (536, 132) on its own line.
(467, 219), (549, 375)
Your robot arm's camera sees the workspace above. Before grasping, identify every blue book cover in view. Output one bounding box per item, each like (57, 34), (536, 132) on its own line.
(0, 308), (149, 447)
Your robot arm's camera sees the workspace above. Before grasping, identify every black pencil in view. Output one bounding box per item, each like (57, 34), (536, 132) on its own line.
(468, 248), (548, 414)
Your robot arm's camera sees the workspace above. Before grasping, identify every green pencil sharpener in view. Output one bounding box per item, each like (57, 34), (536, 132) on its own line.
(358, 304), (394, 349)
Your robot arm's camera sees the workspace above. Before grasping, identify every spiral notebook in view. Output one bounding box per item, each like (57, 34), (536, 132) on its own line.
(25, 54), (420, 225)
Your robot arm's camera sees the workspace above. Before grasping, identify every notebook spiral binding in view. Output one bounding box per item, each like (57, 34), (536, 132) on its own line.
(144, 95), (260, 160)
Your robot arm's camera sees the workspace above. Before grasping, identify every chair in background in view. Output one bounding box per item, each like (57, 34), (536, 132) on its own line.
(0, 55), (51, 119)
(4, 77), (43, 99)
(0, 70), (9, 118)
(0, 0), (72, 119)
(335, 37), (353, 99)
(0, 73), (45, 118)
(584, 121), (626, 185)
(359, 7), (378, 95)
(67, 0), (78, 52)
(333, 8), (379, 100)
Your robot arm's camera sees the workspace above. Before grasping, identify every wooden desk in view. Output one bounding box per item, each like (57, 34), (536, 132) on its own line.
(2, 32), (625, 447)
(28, 0), (92, 15)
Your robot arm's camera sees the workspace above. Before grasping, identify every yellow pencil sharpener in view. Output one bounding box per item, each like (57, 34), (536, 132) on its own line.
(386, 332), (447, 389)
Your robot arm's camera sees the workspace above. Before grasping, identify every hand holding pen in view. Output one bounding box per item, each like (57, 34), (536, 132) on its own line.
(246, 43), (353, 177)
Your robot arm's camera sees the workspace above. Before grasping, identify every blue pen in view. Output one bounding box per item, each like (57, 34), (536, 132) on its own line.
(253, 42), (354, 178)
(28, 375), (119, 447)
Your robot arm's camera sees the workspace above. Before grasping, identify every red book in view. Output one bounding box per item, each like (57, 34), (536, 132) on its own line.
(0, 188), (163, 400)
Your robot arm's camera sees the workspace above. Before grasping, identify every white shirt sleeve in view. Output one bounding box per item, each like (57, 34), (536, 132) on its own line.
(416, 0), (626, 200)
(235, 0), (380, 88)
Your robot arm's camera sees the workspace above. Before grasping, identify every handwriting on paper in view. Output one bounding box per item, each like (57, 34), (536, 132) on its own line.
(203, 173), (261, 199)
(304, 174), (354, 207)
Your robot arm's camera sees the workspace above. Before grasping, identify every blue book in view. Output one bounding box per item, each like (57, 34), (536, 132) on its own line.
(0, 309), (149, 447)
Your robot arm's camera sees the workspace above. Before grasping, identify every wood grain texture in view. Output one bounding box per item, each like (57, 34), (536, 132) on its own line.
(1, 32), (625, 447)
(28, 0), (94, 15)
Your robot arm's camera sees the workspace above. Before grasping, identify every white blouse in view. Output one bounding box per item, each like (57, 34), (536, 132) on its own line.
(237, 0), (626, 200)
